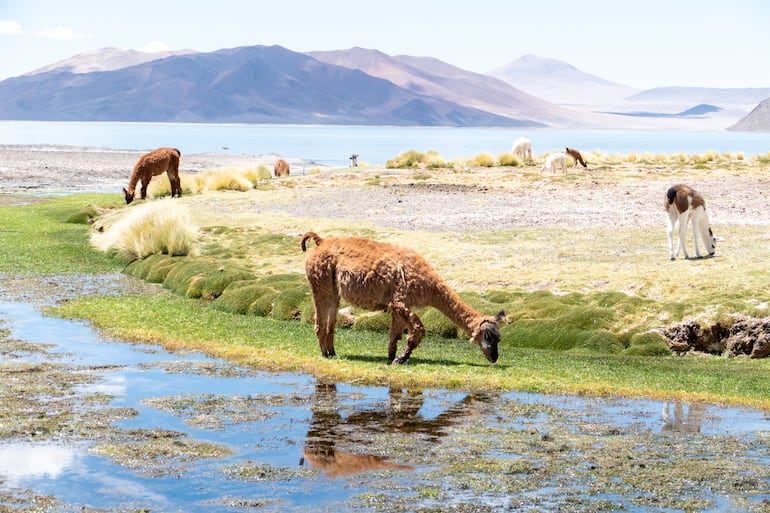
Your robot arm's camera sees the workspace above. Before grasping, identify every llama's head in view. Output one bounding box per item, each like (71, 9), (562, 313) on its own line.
(123, 188), (135, 205)
(470, 310), (505, 363)
(706, 226), (717, 256)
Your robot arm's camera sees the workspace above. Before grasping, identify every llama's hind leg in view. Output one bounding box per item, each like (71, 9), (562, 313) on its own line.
(310, 285), (340, 358)
(170, 173), (182, 198)
(677, 214), (690, 259)
(139, 179), (150, 200)
(666, 214), (677, 260)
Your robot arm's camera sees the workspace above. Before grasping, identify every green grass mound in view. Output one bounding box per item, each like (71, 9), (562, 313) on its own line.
(211, 273), (309, 318)
(65, 204), (100, 224)
(162, 258), (256, 299)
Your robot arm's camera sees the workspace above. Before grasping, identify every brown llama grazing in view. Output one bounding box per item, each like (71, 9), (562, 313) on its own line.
(274, 159), (290, 177)
(301, 232), (505, 364)
(565, 147), (588, 168)
(123, 147), (181, 204)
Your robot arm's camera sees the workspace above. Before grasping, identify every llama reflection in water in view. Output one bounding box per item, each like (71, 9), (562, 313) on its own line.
(661, 403), (705, 433)
(301, 381), (492, 477)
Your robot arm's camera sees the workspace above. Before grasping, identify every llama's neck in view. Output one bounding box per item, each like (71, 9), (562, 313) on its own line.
(126, 168), (141, 194)
(426, 279), (484, 335)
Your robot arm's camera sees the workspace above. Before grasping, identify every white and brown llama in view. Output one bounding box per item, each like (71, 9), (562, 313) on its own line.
(665, 184), (717, 260)
(541, 152), (567, 174)
(301, 232), (505, 364)
(123, 147), (181, 204)
(511, 136), (532, 162)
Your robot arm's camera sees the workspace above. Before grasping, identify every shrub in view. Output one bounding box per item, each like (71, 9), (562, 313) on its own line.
(386, 150), (446, 169)
(497, 152), (521, 167)
(90, 199), (198, 260)
(473, 153), (495, 167)
(204, 173), (253, 192)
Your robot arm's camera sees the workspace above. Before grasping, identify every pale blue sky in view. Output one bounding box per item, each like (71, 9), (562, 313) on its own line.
(1, 0), (769, 89)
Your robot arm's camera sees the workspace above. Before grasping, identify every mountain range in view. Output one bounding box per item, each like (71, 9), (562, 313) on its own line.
(1, 45), (768, 130)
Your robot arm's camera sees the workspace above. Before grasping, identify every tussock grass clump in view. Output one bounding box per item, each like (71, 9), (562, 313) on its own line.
(386, 150), (446, 169)
(497, 152), (522, 167)
(203, 172), (253, 192)
(90, 199), (197, 260)
(472, 152), (495, 167)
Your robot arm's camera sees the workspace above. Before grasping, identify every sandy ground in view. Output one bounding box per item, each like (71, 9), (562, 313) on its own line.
(3, 145), (770, 233)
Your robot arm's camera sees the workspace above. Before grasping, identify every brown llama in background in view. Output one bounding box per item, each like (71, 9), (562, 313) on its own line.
(274, 159), (290, 177)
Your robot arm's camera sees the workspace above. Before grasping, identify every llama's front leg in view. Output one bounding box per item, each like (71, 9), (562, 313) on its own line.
(390, 304), (425, 365)
(388, 315), (407, 362)
(690, 216), (703, 258)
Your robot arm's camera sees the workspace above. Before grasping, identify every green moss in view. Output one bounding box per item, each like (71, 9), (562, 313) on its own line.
(249, 290), (280, 316)
(65, 204), (100, 224)
(162, 258), (254, 299)
(624, 331), (671, 356)
(212, 282), (278, 315)
(125, 254), (184, 283)
(353, 311), (391, 332)
(421, 308), (460, 338)
(270, 286), (311, 321)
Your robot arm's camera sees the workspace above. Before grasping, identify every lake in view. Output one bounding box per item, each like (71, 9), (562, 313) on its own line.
(1, 121), (768, 167)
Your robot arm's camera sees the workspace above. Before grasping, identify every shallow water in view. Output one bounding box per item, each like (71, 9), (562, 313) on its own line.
(1, 300), (769, 513)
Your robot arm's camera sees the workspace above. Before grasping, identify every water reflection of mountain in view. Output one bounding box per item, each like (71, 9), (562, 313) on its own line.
(301, 381), (494, 477)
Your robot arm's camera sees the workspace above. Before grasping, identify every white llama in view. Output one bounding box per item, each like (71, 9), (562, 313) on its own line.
(511, 137), (532, 162)
(541, 152), (567, 174)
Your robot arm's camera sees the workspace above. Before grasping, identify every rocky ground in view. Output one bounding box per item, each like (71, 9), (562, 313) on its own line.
(4, 144), (770, 232)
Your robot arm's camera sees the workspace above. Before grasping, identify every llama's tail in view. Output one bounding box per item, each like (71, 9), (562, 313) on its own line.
(301, 232), (323, 252)
(665, 187), (678, 209)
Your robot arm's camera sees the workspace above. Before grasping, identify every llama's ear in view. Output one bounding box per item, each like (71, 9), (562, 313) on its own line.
(495, 310), (506, 324)
(714, 236), (725, 242)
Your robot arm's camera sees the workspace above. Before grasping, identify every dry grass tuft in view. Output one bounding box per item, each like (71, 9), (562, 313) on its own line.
(91, 199), (198, 260)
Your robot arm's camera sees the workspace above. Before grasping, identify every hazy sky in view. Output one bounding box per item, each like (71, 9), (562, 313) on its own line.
(2, 0), (769, 89)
